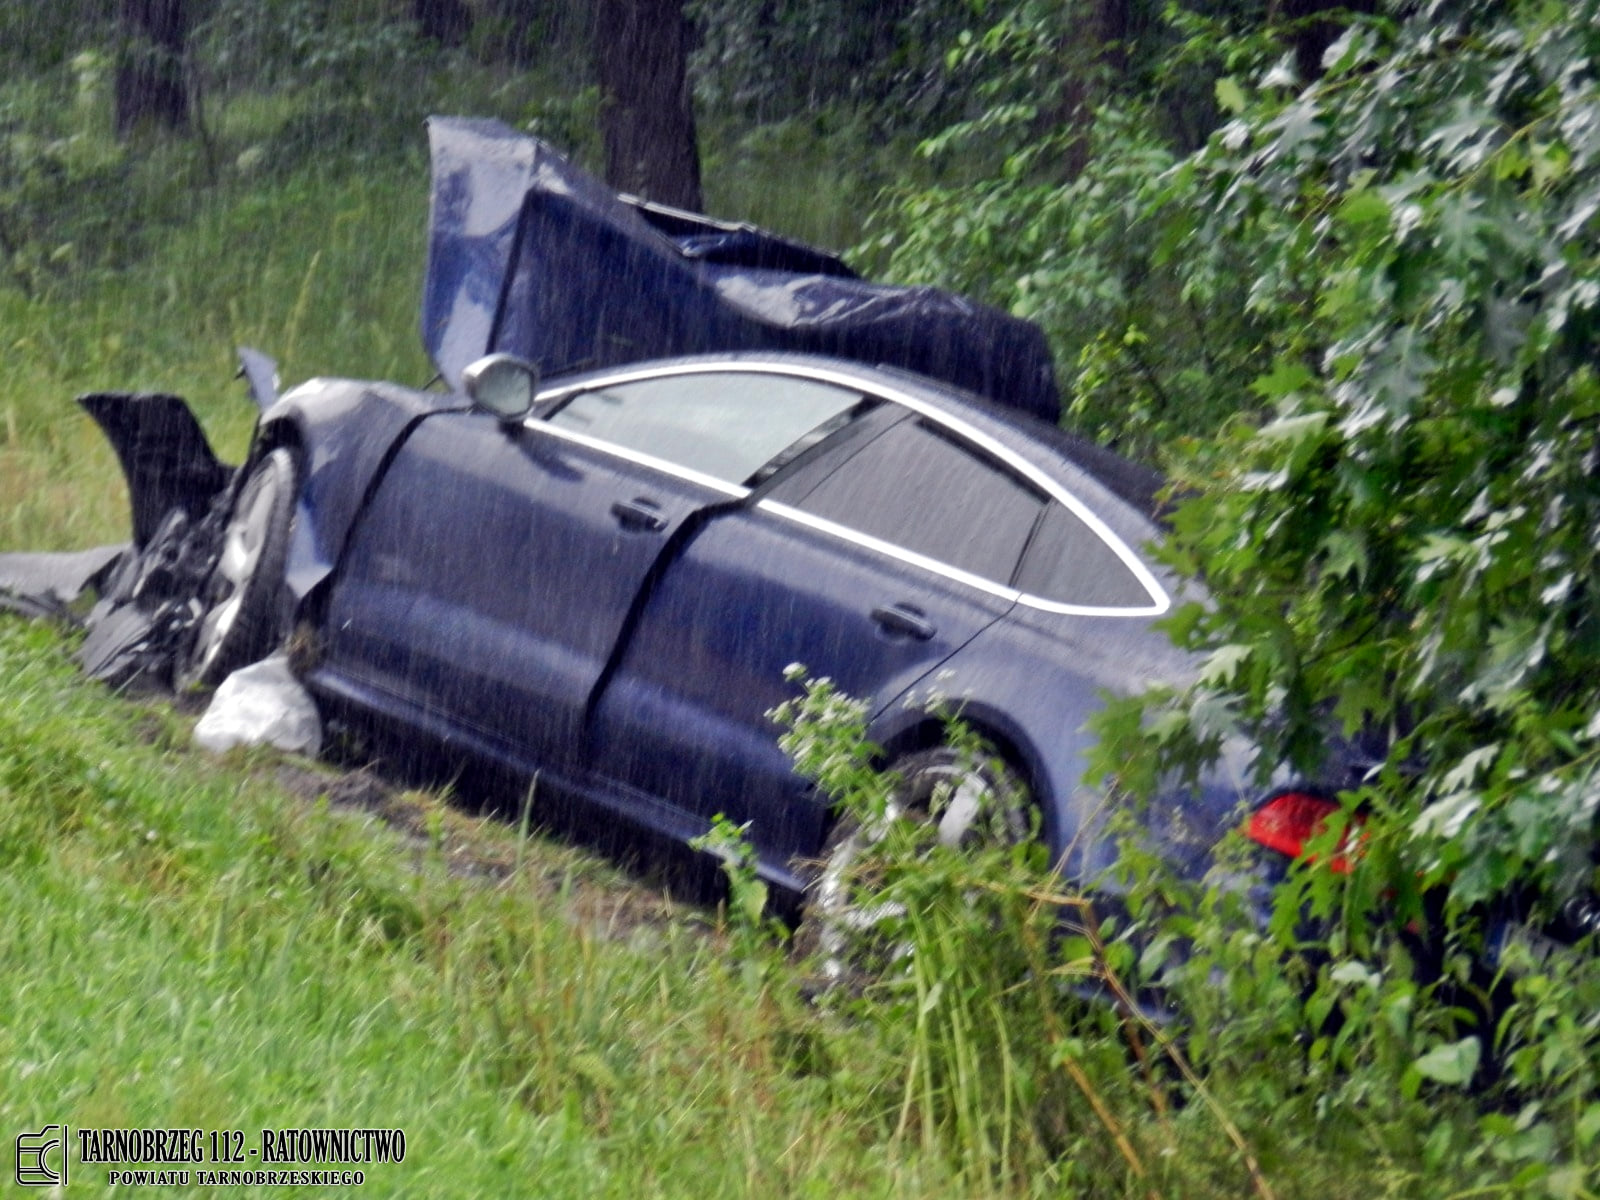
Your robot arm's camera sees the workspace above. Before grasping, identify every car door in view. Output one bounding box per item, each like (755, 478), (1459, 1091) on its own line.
(587, 396), (1049, 872)
(320, 369), (866, 772)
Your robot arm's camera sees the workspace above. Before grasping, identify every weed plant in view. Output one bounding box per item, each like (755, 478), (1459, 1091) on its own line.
(767, 671), (1599, 1198)
(768, 672), (1282, 1197)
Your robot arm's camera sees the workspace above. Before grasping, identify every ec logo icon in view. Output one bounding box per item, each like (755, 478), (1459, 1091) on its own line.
(16, 1125), (68, 1187)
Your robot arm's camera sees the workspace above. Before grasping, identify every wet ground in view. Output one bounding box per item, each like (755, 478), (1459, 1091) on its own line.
(267, 754), (715, 952)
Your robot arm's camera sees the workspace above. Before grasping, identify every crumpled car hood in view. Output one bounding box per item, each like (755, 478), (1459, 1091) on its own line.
(421, 117), (1060, 421)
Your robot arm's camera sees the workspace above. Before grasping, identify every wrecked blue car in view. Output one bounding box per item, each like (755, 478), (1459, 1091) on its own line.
(3, 119), (1374, 938)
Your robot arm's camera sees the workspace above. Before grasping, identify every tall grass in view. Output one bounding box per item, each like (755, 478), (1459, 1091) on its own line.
(0, 158), (431, 552)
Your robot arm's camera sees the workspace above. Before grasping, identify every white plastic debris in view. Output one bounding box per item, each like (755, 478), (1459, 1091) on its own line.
(193, 653), (322, 755)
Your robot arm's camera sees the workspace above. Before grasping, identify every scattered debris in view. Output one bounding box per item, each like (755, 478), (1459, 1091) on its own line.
(194, 653), (322, 755)
(0, 544), (125, 621)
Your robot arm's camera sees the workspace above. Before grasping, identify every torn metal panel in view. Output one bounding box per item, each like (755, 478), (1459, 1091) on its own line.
(78, 392), (233, 547)
(236, 346), (281, 412)
(0, 544), (126, 621)
(422, 117), (1060, 421)
(72, 502), (233, 689)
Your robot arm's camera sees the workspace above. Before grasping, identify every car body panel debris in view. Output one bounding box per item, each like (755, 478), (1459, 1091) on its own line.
(423, 117), (1061, 421)
(0, 544), (125, 621)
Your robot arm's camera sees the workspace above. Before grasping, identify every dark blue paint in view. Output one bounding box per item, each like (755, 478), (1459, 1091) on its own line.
(587, 502), (1012, 863)
(322, 411), (727, 768)
(282, 351), (1243, 895)
(256, 380), (466, 605)
(422, 117), (1060, 421)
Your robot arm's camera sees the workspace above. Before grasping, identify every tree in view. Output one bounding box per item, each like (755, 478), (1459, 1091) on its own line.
(115, 0), (191, 135)
(413, 0), (472, 46)
(1053, 0), (1131, 176)
(1102, 0), (1600, 948)
(593, 0), (702, 210)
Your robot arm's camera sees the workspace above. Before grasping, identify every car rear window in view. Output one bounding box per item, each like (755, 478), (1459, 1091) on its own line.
(1012, 501), (1156, 609)
(546, 371), (863, 485)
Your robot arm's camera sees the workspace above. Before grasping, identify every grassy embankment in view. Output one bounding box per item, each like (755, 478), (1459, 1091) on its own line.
(1, 615), (992, 1197)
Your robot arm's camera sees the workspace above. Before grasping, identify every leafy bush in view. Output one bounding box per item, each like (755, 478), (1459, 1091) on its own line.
(1084, 0), (1600, 1185)
(1111, 0), (1600, 951)
(870, 102), (1266, 459)
(0, 56), (137, 292)
(864, 5), (1274, 461)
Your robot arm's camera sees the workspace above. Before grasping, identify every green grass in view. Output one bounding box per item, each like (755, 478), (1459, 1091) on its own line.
(0, 617), (1001, 1198)
(0, 614), (1500, 1200)
(0, 157), (432, 552)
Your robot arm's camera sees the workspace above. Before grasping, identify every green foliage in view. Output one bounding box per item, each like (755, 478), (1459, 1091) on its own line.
(865, 3), (1285, 460)
(1122, 0), (1600, 922)
(688, 0), (974, 132)
(691, 812), (789, 978)
(1084, 0), (1600, 1186)
(0, 0), (114, 77)
(867, 7), (1600, 1185)
(0, 53), (133, 292)
(196, 0), (416, 92)
(772, 670), (1276, 1196)
(872, 101), (1266, 458)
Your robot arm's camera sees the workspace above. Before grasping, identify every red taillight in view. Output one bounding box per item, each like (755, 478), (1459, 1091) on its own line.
(1246, 791), (1361, 874)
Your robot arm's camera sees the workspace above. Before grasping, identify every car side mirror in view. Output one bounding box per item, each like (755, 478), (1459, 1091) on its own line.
(462, 354), (539, 422)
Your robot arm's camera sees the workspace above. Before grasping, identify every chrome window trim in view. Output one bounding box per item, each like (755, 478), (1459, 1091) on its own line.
(531, 360), (1170, 617)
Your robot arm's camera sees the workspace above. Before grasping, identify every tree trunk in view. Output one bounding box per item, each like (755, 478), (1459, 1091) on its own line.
(115, 0), (190, 136)
(594, 0), (703, 211)
(414, 0), (472, 47)
(1054, 0), (1128, 178)
(1279, 0), (1377, 83)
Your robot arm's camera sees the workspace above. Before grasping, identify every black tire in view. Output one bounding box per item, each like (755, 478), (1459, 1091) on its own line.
(177, 447), (298, 688)
(798, 745), (1032, 989)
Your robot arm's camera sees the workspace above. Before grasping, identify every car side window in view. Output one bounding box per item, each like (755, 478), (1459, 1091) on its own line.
(793, 418), (1046, 586)
(545, 371), (864, 485)
(1012, 501), (1156, 609)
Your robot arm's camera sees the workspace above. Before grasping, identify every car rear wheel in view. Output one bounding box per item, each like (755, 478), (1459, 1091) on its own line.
(178, 447), (297, 689)
(801, 745), (1033, 989)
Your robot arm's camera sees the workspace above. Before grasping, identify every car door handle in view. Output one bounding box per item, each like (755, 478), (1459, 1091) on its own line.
(610, 498), (667, 532)
(871, 603), (936, 640)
